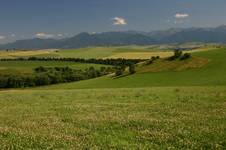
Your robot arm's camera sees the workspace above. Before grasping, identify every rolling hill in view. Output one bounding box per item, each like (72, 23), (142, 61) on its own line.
(44, 47), (226, 89)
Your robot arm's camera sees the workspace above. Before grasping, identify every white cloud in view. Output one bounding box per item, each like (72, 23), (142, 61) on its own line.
(11, 34), (16, 37)
(112, 17), (127, 25)
(0, 35), (5, 40)
(174, 13), (189, 19)
(35, 32), (54, 38)
(57, 34), (63, 37)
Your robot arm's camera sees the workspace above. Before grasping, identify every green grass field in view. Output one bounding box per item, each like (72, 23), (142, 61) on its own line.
(0, 86), (225, 149)
(0, 44), (226, 149)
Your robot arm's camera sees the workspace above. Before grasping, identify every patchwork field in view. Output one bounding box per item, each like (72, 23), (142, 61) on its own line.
(0, 44), (218, 59)
(0, 44), (226, 149)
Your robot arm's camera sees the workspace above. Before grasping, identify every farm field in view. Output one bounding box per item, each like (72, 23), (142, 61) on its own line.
(0, 45), (226, 149)
(0, 49), (58, 58)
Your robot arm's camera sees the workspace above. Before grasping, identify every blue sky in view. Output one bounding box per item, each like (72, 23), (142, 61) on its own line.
(0, 0), (226, 43)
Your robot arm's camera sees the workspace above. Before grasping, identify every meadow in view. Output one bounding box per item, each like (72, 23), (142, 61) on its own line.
(0, 44), (225, 149)
(0, 86), (225, 149)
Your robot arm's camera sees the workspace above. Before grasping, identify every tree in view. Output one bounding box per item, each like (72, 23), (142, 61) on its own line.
(129, 64), (136, 74)
(174, 50), (183, 58)
(35, 74), (51, 85)
(180, 53), (191, 60)
(115, 67), (124, 76)
(168, 50), (183, 61)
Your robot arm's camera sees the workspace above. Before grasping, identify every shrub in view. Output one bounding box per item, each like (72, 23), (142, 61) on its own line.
(168, 50), (183, 61)
(0, 76), (8, 88)
(146, 60), (153, 65)
(35, 74), (51, 86)
(129, 64), (136, 74)
(174, 50), (183, 58)
(115, 67), (124, 76)
(35, 66), (47, 73)
(180, 53), (191, 60)
(151, 56), (160, 61)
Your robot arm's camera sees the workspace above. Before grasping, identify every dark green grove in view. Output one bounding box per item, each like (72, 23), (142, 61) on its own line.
(0, 66), (114, 88)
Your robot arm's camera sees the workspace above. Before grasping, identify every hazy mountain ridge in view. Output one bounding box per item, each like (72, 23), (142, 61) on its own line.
(1, 26), (226, 49)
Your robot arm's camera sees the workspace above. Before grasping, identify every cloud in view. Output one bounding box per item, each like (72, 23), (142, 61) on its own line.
(112, 17), (127, 25)
(35, 32), (54, 38)
(174, 13), (189, 19)
(0, 35), (5, 40)
(57, 34), (63, 37)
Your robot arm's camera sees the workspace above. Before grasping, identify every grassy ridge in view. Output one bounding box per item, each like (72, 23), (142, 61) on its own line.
(0, 86), (225, 149)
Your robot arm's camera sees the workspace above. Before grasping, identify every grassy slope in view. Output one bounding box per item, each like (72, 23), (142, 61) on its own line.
(0, 86), (225, 149)
(46, 48), (226, 89)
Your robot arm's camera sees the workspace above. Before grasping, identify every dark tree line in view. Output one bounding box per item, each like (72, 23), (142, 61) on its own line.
(0, 57), (146, 67)
(167, 50), (191, 61)
(0, 66), (114, 88)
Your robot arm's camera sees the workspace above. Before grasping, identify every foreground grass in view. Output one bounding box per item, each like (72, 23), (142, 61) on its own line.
(0, 86), (225, 149)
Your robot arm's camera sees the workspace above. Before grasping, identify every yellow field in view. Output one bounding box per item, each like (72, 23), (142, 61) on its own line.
(0, 49), (58, 58)
(104, 52), (174, 59)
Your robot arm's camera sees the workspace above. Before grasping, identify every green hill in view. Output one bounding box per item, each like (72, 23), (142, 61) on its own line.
(45, 47), (226, 89)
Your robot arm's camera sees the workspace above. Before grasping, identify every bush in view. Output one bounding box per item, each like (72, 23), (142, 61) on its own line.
(115, 67), (124, 76)
(35, 74), (51, 86)
(168, 50), (183, 61)
(151, 56), (160, 61)
(180, 53), (191, 60)
(174, 50), (183, 58)
(0, 76), (8, 88)
(146, 60), (153, 65)
(129, 64), (136, 74)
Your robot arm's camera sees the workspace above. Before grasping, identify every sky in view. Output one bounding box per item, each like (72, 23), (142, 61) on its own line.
(0, 0), (226, 43)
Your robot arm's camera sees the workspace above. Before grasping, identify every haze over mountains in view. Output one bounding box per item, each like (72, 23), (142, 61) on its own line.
(1, 25), (226, 49)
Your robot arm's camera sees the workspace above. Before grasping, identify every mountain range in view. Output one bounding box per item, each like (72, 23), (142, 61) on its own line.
(1, 26), (226, 49)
